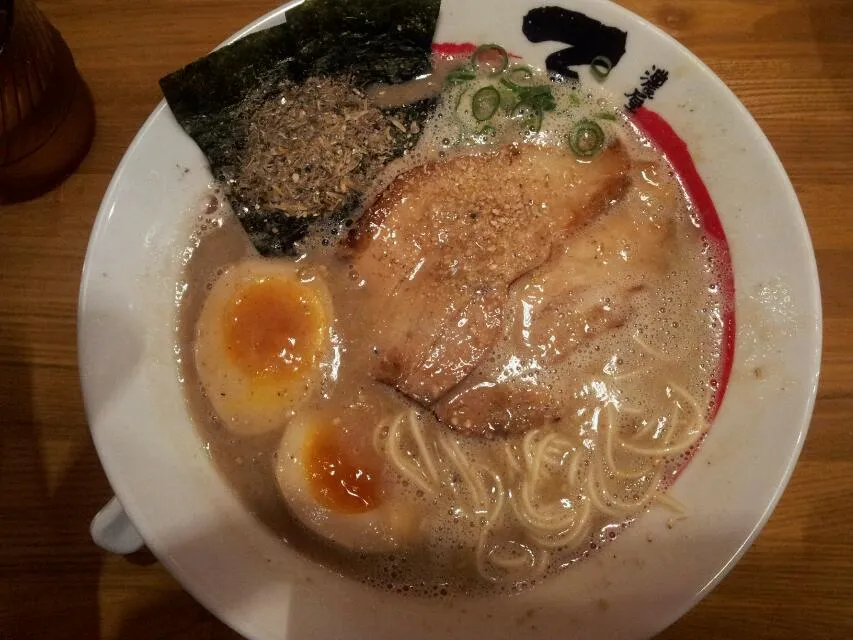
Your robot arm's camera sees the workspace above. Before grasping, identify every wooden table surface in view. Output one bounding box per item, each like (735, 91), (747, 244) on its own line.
(1, 0), (851, 638)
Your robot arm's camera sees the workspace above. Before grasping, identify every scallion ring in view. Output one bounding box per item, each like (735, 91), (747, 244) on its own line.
(446, 66), (476, 85)
(511, 99), (544, 133)
(594, 111), (618, 121)
(472, 44), (509, 76)
(500, 77), (557, 112)
(568, 119), (606, 157)
(499, 76), (522, 93)
(471, 86), (501, 121)
(590, 56), (613, 81)
(477, 123), (497, 137)
(507, 64), (534, 82)
(455, 87), (469, 113)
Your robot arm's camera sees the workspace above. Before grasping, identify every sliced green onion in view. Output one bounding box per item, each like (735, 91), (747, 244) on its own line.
(568, 119), (606, 157)
(476, 123), (497, 138)
(507, 65), (534, 82)
(455, 87), (469, 113)
(472, 44), (509, 76)
(446, 66), (476, 85)
(496, 85), (517, 111)
(499, 78), (557, 112)
(500, 76), (523, 93)
(590, 56), (613, 81)
(471, 86), (501, 121)
(594, 111), (618, 121)
(511, 99), (544, 133)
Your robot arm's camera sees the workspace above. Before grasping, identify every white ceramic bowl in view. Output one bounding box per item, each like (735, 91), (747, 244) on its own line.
(79, 0), (821, 638)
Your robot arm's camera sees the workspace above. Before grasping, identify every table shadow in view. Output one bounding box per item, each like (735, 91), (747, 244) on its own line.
(0, 324), (110, 638)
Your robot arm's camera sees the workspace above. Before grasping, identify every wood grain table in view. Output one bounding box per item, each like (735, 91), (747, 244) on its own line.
(1, 0), (851, 638)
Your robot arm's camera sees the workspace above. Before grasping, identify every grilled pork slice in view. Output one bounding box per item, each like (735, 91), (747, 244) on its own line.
(433, 161), (681, 436)
(348, 141), (630, 405)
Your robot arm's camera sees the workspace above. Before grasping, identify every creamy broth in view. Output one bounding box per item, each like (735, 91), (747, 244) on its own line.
(177, 60), (727, 596)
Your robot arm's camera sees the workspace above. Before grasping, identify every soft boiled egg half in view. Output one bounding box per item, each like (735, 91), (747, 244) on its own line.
(275, 409), (419, 553)
(194, 258), (333, 436)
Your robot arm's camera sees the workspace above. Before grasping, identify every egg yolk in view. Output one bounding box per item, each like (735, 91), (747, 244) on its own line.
(223, 277), (326, 380)
(305, 427), (382, 514)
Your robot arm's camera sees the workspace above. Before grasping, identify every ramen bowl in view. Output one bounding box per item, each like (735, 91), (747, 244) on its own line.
(79, 0), (821, 638)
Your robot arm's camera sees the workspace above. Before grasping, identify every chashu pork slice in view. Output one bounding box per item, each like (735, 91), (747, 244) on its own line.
(433, 161), (682, 436)
(347, 141), (630, 406)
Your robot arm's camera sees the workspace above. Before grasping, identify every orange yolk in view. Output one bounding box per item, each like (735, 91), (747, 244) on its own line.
(223, 277), (325, 380)
(304, 427), (382, 514)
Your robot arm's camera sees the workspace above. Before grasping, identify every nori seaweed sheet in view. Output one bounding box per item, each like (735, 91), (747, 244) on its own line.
(160, 0), (441, 256)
